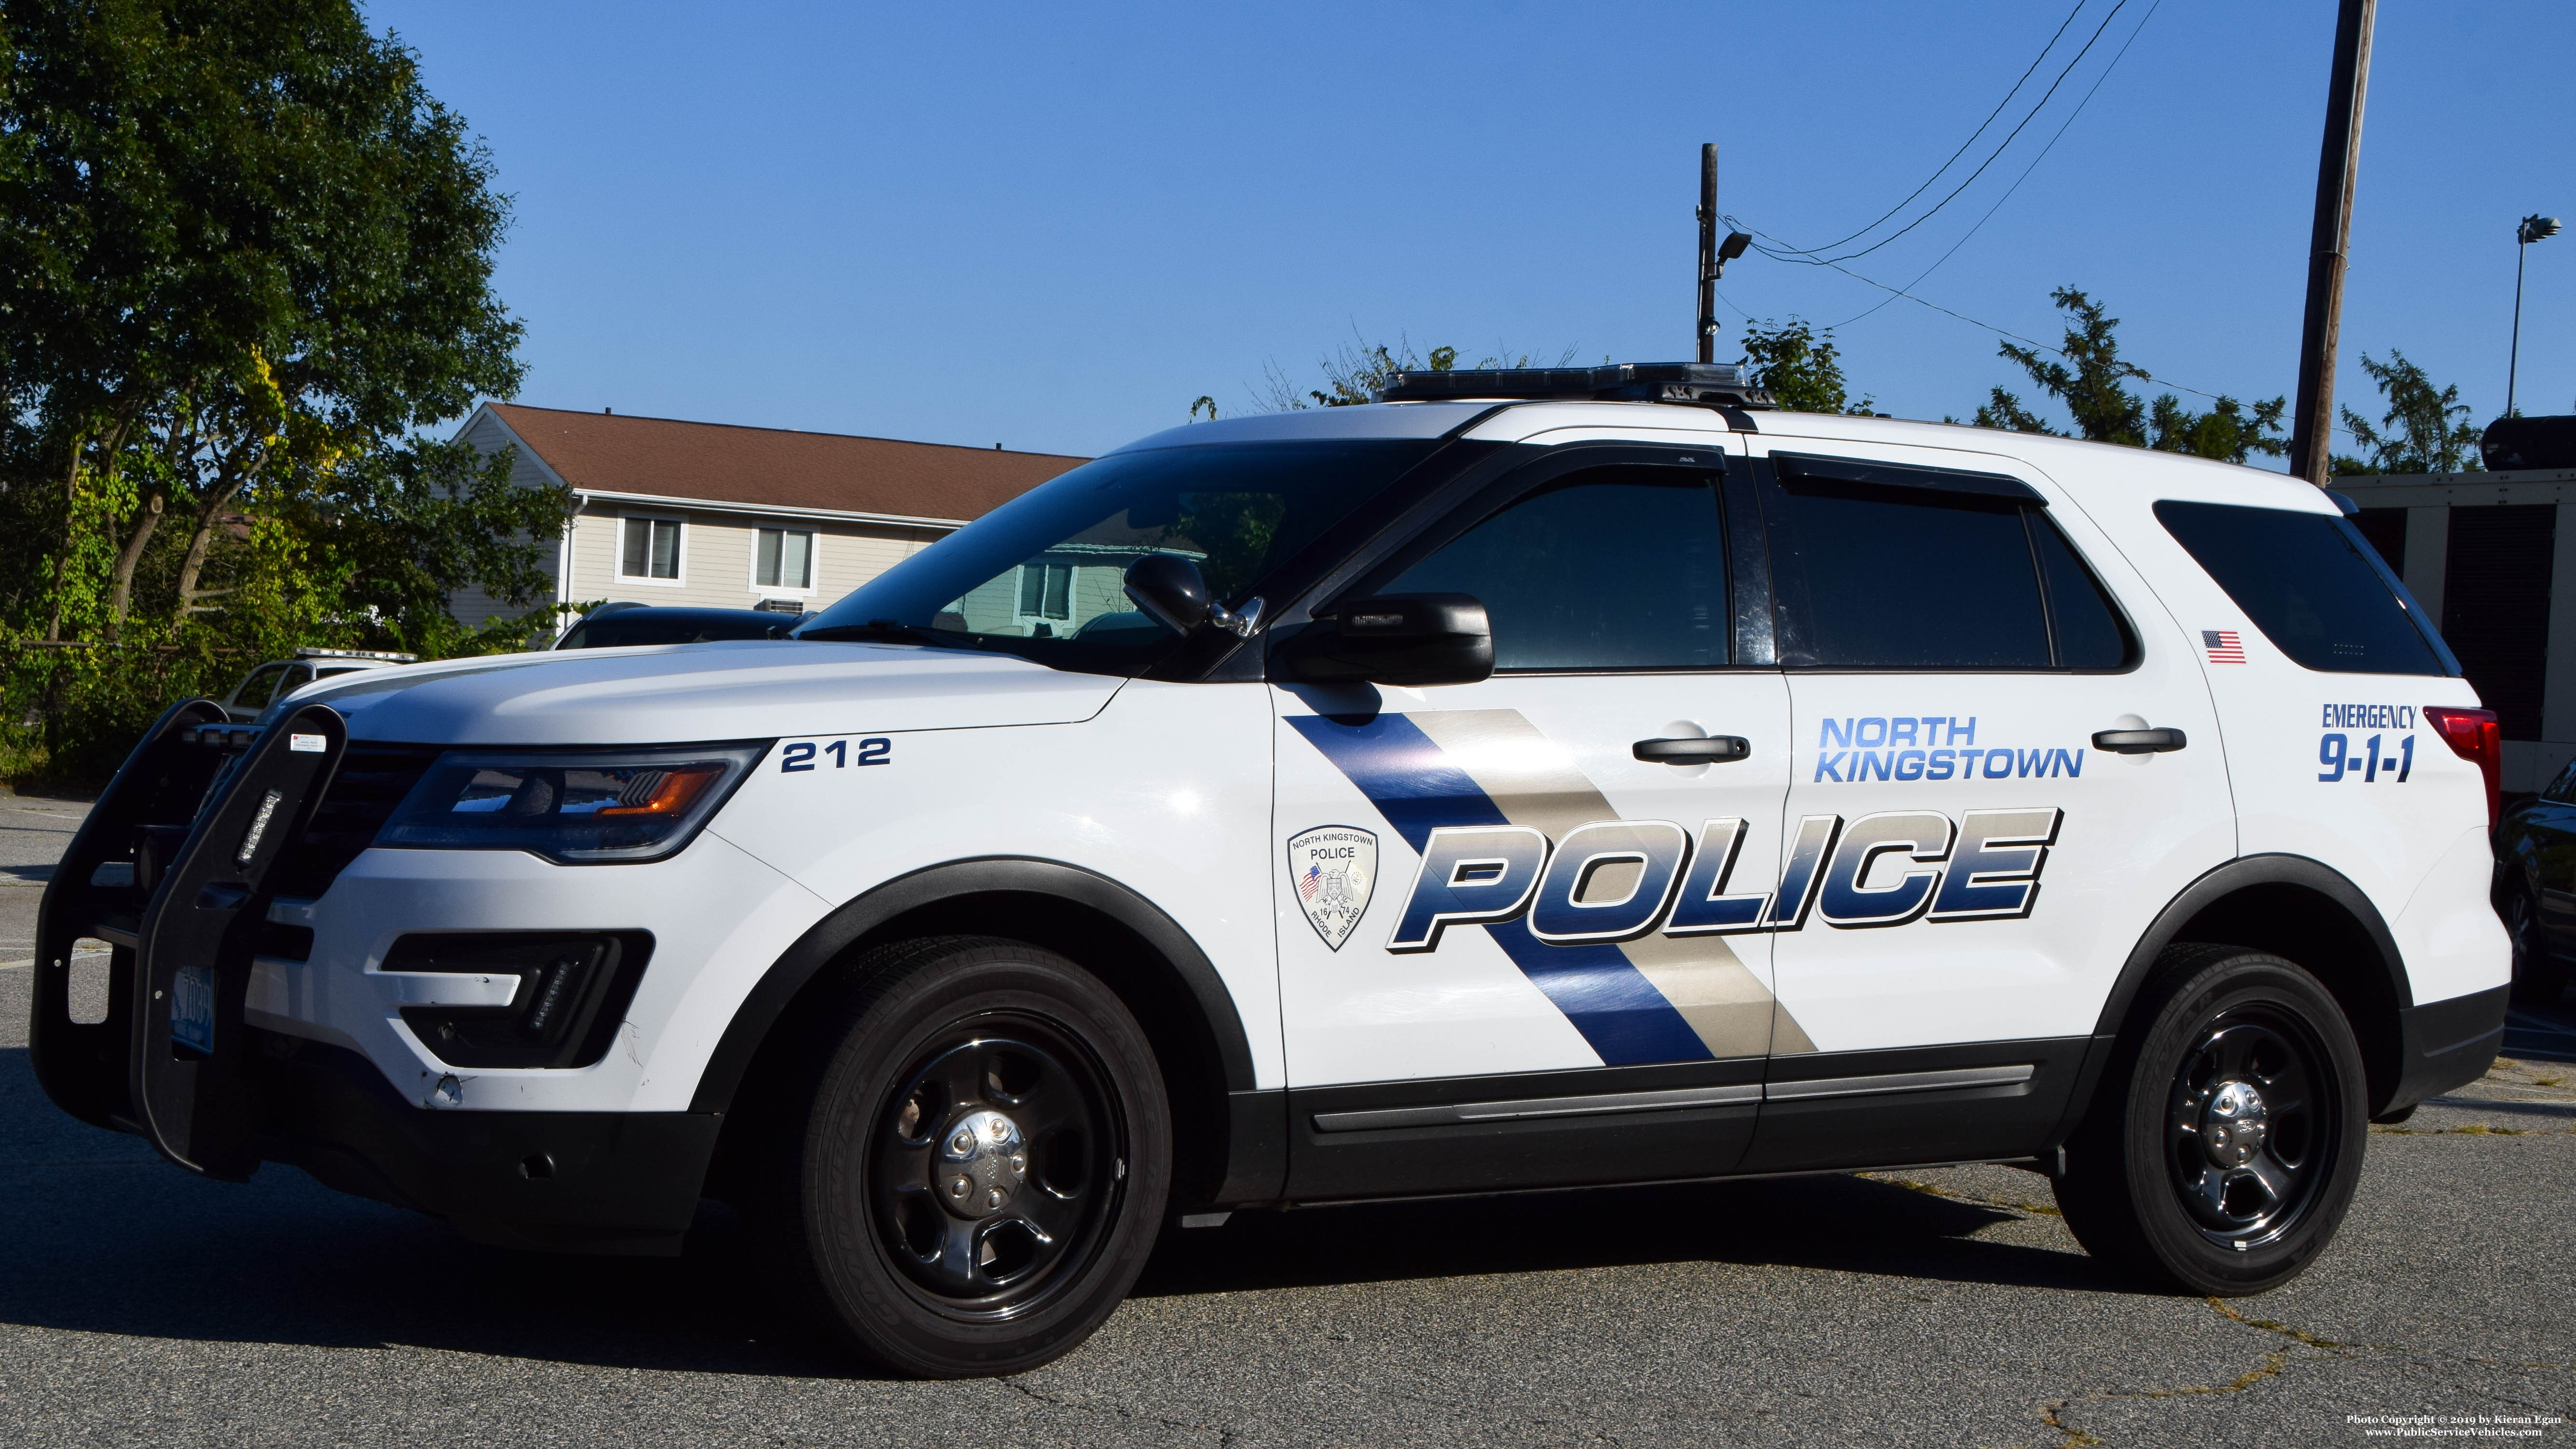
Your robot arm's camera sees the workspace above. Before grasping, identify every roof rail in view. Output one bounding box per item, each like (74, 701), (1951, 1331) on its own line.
(1378, 362), (1775, 410)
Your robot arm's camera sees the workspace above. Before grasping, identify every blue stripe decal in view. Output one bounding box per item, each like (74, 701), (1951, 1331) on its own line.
(1287, 712), (1711, 1065)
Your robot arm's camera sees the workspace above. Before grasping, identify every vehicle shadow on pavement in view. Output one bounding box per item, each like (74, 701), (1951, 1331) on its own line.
(1131, 1170), (2112, 1300)
(0, 1046), (2111, 1376)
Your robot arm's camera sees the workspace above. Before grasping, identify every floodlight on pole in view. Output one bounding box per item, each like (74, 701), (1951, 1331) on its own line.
(2509, 214), (2560, 417)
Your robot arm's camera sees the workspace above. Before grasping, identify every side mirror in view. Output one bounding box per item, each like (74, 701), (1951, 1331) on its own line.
(1123, 555), (1264, 638)
(1285, 593), (1493, 687)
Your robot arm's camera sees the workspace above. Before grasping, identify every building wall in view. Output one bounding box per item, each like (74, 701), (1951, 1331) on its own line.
(448, 409), (573, 636)
(2333, 467), (2576, 793)
(566, 500), (944, 616)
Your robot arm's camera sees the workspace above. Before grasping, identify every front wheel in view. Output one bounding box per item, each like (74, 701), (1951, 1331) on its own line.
(759, 936), (1171, 1377)
(2053, 944), (2367, 1295)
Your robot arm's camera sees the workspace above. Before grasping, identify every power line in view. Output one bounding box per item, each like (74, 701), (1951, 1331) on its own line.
(1751, 0), (2131, 268)
(1797, 0), (2092, 256)
(1824, 0), (2162, 331)
(1724, 219), (2231, 403)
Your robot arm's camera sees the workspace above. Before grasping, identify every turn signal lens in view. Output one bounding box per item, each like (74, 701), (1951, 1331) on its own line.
(2422, 706), (2501, 830)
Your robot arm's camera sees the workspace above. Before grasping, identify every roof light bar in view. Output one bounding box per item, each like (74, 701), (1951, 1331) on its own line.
(293, 646), (419, 662)
(1376, 362), (1776, 410)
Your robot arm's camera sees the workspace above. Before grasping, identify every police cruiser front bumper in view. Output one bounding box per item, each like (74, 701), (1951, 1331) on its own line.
(29, 701), (736, 1254)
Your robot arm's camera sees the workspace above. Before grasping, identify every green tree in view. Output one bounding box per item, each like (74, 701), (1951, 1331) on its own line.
(2332, 349), (2482, 476)
(1740, 317), (1874, 414)
(2149, 394), (2289, 466)
(1971, 287), (2284, 465)
(1246, 333), (1574, 413)
(0, 0), (563, 777)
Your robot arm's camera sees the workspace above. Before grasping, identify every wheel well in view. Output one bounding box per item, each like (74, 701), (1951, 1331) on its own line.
(706, 890), (1236, 1211)
(2162, 882), (2405, 1112)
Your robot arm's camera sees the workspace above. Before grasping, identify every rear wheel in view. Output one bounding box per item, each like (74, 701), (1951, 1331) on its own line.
(2505, 889), (2567, 1006)
(756, 936), (1170, 1376)
(2053, 944), (2367, 1295)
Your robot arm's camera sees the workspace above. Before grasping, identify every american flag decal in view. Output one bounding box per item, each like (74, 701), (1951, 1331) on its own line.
(2203, 629), (2246, 664)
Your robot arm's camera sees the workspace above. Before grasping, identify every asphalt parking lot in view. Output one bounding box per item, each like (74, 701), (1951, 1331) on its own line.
(3, 789), (2570, 1447)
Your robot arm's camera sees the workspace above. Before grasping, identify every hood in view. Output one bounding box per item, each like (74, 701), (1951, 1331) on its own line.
(285, 640), (1125, 746)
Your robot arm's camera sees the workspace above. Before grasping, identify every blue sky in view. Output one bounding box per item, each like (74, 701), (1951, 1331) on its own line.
(366, 1), (2572, 465)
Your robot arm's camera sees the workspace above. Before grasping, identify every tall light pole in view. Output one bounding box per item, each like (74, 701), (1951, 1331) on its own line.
(2508, 214), (2561, 418)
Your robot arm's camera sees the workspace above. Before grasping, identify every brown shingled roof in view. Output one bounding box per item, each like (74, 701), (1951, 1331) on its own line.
(482, 403), (1088, 523)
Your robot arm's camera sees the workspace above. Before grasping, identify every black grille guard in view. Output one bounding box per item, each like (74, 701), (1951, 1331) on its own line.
(32, 699), (351, 1178)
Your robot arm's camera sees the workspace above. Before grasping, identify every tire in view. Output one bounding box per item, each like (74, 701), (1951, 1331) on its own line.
(2505, 889), (2568, 1006)
(2052, 943), (2367, 1296)
(754, 936), (1171, 1377)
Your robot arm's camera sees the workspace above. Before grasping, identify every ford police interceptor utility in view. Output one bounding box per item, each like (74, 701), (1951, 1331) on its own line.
(31, 364), (2510, 1377)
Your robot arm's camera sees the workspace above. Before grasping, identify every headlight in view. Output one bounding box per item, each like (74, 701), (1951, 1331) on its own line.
(376, 743), (768, 864)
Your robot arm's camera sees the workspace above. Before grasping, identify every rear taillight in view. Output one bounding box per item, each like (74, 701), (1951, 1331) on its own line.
(2423, 705), (2501, 829)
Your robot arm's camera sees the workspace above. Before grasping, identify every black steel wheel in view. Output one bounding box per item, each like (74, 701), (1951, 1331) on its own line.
(2505, 889), (2566, 1005)
(2162, 1008), (2337, 1250)
(753, 936), (1169, 1376)
(870, 1014), (1122, 1312)
(2055, 943), (2367, 1295)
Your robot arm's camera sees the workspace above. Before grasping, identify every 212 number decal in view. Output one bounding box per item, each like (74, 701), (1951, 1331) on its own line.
(780, 737), (893, 772)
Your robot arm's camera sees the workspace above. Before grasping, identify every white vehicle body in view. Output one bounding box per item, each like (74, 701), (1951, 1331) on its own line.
(34, 393), (2510, 1255)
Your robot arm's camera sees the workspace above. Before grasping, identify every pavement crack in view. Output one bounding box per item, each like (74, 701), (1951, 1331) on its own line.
(1002, 1374), (1238, 1445)
(2038, 1296), (2576, 1444)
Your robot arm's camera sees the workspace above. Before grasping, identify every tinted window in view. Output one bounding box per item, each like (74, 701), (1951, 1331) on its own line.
(231, 663), (288, 708)
(1386, 467), (1727, 670)
(2032, 518), (2134, 669)
(2156, 501), (2446, 676)
(1763, 478), (2050, 668)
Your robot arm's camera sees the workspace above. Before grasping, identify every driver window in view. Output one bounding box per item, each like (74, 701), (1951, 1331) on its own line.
(2547, 760), (2576, 805)
(1385, 466), (1727, 671)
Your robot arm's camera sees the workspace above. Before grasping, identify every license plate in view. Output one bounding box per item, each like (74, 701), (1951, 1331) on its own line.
(171, 966), (215, 1054)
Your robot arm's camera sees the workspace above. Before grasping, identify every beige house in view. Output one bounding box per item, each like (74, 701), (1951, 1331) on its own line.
(452, 403), (1088, 636)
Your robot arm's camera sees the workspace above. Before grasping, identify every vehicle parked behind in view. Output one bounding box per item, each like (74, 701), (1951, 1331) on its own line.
(2494, 769), (2575, 1003)
(554, 601), (805, 649)
(218, 648), (416, 723)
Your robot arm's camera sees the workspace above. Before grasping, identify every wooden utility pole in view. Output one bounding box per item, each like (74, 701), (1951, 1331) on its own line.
(2288, 0), (2376, 485)
(1697, 144), (1719, 364)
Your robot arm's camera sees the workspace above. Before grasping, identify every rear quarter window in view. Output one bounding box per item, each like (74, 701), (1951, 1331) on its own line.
(2154, 500), (2453, 676)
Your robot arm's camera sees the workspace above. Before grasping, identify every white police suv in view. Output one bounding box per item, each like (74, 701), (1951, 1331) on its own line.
(32, 365), (2509, 1376)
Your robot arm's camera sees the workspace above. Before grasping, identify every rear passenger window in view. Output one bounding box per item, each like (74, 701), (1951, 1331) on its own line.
(2032, 518), (2130, 669)
(2155, 501), (2448, 676)
(1387, 466), (1726, 670)
(1760, 468), (2129, 670)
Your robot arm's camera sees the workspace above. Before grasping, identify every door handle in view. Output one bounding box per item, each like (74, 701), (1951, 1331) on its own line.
(1633, 736), (1751, 765)
(2092, 726), (2188, 754)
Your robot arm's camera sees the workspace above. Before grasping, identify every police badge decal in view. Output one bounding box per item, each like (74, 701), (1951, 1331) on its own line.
(1287, 826), (1377, 951)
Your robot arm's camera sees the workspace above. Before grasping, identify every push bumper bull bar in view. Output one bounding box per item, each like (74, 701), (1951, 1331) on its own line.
(32, 698), (350, 1177)
(32, 699), (722, 1252)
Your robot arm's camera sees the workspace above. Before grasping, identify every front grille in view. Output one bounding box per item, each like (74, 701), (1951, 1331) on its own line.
(266, 742), (443, 899)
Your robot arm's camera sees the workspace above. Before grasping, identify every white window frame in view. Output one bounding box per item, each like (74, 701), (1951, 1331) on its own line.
(1013, 559), (1076, 626)
(616, 512), (688, 587)
(747, 525), (821, 598)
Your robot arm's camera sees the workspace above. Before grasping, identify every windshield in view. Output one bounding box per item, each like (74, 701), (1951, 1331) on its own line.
(800, 440), (1440, 672)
